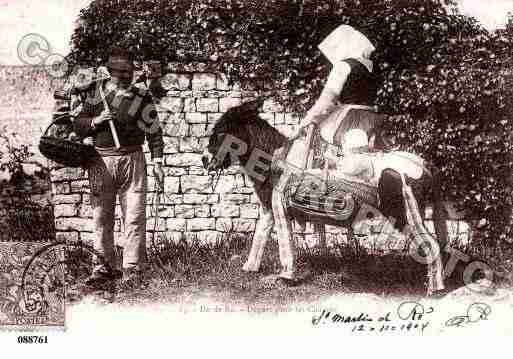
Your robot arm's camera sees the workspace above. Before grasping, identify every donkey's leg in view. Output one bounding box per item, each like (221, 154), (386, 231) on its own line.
(294, 216), (307, 257)
(426, 171), (448, 293)
(403, 174), (445, 295)
(425, 216), (446, 294)
(243, 206), (274, 272)
(423, 234), (445, 295)
(272, 188), (297, 280)
(432, 195), (449, 260)
(314, 223), (328, 256)
(429, 249), (445, 294)
(347, 226), (360, 257)
(408, 219), (445, 294)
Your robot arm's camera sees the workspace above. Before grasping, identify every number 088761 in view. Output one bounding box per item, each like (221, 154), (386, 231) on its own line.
(17, 336), (48, 344)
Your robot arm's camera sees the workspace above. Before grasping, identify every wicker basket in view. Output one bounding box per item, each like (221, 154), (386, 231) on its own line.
(39, 116), (97, 168)
(288, 172), (379, 220)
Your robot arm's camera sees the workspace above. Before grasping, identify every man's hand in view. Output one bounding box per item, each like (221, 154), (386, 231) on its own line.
(153, 162), (165, 192)
(92, 109), (117, 126)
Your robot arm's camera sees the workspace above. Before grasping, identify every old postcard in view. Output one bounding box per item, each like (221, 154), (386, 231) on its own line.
(1, 0), (513, 348)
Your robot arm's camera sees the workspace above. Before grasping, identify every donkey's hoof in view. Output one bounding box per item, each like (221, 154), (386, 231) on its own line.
(427, 288), (449, 299)
(242, 263), (259, 272)
(230, 255), (242, 262)
(260, 274), (280, 283)
(277, 277), (301, 287)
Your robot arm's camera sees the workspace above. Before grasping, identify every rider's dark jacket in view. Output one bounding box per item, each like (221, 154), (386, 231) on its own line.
(333, 58), (386, 149)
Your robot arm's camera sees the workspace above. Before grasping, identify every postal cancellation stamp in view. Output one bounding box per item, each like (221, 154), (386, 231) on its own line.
(1, 0), (513, 348)
(0, 242), (65, 330)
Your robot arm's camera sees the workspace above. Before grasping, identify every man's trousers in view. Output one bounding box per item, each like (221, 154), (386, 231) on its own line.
(87, 150), (147, 272)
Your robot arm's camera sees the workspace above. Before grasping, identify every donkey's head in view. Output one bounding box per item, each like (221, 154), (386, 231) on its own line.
(202, 99), (265, 172)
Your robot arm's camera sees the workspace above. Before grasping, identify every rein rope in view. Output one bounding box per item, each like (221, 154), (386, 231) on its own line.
(147, 183), (177, 281)
(210, 168), (223, 193)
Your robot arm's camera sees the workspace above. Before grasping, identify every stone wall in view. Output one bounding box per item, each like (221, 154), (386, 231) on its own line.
(50, 65), (304, 246)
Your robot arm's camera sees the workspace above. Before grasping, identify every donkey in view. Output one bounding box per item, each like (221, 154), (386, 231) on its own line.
(202, 99), (449, 295)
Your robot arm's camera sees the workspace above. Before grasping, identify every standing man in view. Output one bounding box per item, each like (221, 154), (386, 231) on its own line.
(74, 46), (164, 287)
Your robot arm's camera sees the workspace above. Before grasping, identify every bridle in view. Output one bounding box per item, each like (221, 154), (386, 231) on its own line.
(205, 130), (225, 193)
(210, 167), (223, 193)
(206, 116), (254, 192)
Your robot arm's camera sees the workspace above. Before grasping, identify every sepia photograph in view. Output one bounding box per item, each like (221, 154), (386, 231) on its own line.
(0, 0), (513, 350)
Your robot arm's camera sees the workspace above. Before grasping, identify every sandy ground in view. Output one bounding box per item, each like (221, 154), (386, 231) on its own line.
(65, 250), (513, 336)
(67, 278), (513, 336)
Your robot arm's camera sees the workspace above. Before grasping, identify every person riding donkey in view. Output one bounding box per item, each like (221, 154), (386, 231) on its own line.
(288, 24), (388, 169)
(268, 25), (444, 291)
(267, 25), (387, 284)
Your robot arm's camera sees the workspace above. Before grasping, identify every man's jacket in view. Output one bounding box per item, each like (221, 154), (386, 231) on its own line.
(74, 84), (164, 159)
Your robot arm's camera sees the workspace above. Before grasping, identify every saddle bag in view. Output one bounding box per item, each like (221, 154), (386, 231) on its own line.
(287, 171), (379, 220)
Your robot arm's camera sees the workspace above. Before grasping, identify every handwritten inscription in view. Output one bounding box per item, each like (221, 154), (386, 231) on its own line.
(352, 322), (429, 333)
(397, 301), (434, 321)
(312, 310), (374, 325)
(445, 303), (492, 328)
(312, 301), (432, 333)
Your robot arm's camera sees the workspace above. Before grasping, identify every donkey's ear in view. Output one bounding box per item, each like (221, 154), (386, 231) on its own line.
(242, 98), (264, 114)
(255, 97), (265, 109)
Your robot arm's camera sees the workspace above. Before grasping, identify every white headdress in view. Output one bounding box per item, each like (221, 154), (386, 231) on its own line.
(318, 25), (375, 72)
